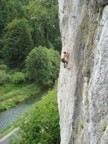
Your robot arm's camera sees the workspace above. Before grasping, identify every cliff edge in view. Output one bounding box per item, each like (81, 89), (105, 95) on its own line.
(58, 0), (108, 144)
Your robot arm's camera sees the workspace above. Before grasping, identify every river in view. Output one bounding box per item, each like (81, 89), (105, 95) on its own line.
(0, 96), (41, 131)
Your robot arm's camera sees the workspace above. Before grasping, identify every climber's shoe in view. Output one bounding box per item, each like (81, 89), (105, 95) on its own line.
(64, 65), (67, 68)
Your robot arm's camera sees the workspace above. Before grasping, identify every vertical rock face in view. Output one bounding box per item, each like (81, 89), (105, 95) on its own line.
(58, 0), (108, 144)
(97, 0), (108, 5)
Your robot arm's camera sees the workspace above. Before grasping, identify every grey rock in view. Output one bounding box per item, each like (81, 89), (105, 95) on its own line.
(97, 0), (108, 5)
(58, 0), (108, 144)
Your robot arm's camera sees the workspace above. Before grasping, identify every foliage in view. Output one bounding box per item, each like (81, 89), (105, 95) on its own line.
(11, 85), (60, 144)
(0, 0), (9, 36)
(0, 0), (61, 70)
(0, 83), (41, 111)
(0, 70), (7, 85)
(0, 64), (7, 70)
(53, 37), (62, 51)
(2, 18), (33, 67)
(0, 125), (14, 139)
(25, 0), (61, 51)
(26, 46), (60, 87)
(7, 0), (26, 21)
(0, 64), (10, 84)
(12, 72), (25, 84)
(0, 0), (28, 34)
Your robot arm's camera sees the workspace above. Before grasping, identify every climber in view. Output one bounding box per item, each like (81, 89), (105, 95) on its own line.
(61, 51), (69, 68)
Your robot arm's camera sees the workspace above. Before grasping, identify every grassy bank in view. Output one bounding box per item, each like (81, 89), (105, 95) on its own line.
(10, 85), (60, 144)
(0, 83), (41, 111)
(0, 85), (60, 143)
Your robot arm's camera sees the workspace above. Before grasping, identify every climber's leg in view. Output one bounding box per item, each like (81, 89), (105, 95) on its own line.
(64, 61), (68, 68)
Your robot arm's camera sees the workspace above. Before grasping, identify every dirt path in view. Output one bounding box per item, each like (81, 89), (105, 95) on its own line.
(0, 128), (18, 144)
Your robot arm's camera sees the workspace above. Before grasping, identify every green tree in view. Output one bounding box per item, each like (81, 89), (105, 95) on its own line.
(11, 85), (60, 144)
(0, 0), (9, 57)
(0, 0), (10, 36)
(0, 0), (28, 37)
(26, 46), (60, 87)
(25, 0), (61, 51)
(2, 18), (33, 67)
(0, 0), (31, 58)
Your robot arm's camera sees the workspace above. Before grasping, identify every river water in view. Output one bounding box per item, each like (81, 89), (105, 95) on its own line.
(0, 96), (41, 131)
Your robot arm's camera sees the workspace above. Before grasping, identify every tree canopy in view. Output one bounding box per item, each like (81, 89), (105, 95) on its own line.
(26, 46), (60, 87)
(0, 0), (61, 68)
(2, 18), (33, 67)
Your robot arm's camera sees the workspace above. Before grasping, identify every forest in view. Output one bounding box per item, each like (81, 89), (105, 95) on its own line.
(0, 0), (61, 143)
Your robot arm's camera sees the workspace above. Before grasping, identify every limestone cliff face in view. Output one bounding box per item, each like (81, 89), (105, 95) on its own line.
(58, 0), (108, 144)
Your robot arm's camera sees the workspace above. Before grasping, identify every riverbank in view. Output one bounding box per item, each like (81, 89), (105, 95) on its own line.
(0, 84), (60, 144)
(0, 83), (41, 111)
(0, 86), (46, 138)
(0, 128), (18, 144)
(0, 82), (46, 140)
(0, 81), (58, 143)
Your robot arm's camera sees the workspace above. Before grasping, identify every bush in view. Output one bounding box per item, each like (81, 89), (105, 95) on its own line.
(6, 74), (11, 83)
(12, 72), (25, 84)
(25, 46), (60, 87)
(11, 85), (60, 144)
(0, 64), (8, 70)
(0, 70), (7, 84)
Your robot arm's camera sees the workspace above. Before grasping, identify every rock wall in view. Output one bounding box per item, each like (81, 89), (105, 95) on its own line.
(58, 0), (108, 144)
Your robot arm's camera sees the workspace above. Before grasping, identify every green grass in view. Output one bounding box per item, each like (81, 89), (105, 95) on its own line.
(0, 84), (59, 142)
(0, 125), (14, 139)
(0, 83), (46, 138)
(0, 83), (41, 111)
(10, 84), (60, 144)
